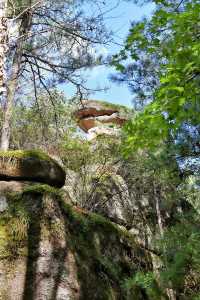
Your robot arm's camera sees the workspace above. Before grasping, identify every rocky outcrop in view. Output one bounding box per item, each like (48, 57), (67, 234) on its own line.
(85, 172), (134, 228)
(0, 150), (66, 188)
(0, 184), (152, 300)
(74, 100), (129, 139)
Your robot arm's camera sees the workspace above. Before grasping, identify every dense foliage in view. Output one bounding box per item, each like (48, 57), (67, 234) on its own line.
(112, 0), (200, 154)
(111, 1), (200, 299)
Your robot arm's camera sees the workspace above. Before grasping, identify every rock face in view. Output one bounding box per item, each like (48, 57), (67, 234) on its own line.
(74, 100), (129, 139)
(0, 184), (152, 300)
(0, 150), (66, 188)
(87, 172), (134, 228)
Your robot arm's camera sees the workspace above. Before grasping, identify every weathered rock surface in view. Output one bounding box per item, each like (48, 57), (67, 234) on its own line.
(0, 184), (152, 300)
(74, 100), (129, 139)
(88, 172), (134, 227)
(0, 150), (66, 188)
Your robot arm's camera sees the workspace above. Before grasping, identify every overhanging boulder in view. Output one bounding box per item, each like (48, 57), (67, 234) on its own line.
(0, 150), (66, 188)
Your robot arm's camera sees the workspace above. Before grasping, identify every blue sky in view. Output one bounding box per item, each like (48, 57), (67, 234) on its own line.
(61, 1), (155, 107)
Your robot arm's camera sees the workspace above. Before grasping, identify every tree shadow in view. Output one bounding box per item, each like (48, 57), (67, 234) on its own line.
(49, 198), (79, 300)
(22, 192), (72, 300)
(57, 200), (152, 300)
(21, 191), (151, 300)
(23, 192), (43, 300)
(49, 247), (66, 300)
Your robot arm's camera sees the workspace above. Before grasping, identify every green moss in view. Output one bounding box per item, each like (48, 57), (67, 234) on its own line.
(0, 149), (54, 162)
(60, 201), (119, 235)
(22, 183), (63, 197)
(0, 222), (9, 258)
(6, 183), (62, 212)
(60, 199), (136, 244)
(0, 192), (31, 258)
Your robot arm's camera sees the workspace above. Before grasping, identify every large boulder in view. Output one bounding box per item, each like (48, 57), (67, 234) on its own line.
(0, 150), (66, 188)
(0, 184), (152, 300)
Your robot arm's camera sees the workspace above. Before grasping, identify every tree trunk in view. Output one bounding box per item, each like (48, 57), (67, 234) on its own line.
(0, 56), (19, 150)
(154, 185), (164, 237)
(0, 0), (8, 99)
(0, 0), (14, 151)
(0, 7), (32, 150)
(0, 24), (21, 150)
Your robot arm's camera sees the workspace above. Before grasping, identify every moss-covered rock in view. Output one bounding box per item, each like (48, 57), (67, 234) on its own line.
(0, 150), (66, 188)
(0, 185), (152, 300)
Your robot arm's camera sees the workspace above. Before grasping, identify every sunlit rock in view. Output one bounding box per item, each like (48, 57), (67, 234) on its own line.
(74, 100), (129, 139)
(0, 184), (152, 299)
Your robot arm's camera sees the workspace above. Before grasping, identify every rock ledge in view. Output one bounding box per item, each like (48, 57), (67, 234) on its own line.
(0, 150), (66, 188)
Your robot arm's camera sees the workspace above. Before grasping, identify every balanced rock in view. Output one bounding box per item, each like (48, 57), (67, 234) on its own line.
(0, 150), (66, 188)
(74, 100), (129, 139)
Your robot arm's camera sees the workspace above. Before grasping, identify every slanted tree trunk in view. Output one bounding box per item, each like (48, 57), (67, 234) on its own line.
(0, 5), (32, 150)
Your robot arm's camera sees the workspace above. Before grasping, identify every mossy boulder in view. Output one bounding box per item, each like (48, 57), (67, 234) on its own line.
(0, 185), (153, 300)
(0, 150), (66, 188)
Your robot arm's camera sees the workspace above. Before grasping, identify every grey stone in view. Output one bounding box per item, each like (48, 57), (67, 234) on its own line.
(0, 195), (8, 212)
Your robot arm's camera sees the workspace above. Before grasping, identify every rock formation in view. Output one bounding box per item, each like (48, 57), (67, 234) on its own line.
(0, 101), (187, 299)
(86, 172), (134, 227)
(0, 150), (66, 188)
(0, 183), (152, 299)
(0, 147), (154, 299)
(74, 100), (129, 140)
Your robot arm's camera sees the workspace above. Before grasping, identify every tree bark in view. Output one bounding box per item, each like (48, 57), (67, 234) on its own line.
(0, 52), (20, 150)
(0, 0), (13, 151)
(154, 184), (164, 237)
(0, 0), (8, 99)
(0, 6), (32, 150)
